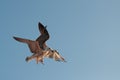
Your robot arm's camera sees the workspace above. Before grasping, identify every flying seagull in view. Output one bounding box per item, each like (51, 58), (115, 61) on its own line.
(13, 22), (66, 64)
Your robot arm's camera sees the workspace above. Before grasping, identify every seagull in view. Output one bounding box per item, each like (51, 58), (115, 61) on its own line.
(13, 22), (66, 64)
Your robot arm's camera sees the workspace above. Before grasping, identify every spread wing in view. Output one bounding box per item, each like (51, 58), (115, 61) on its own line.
(13, 36), (41, 53)
(13, 36), (31, 44)
(36, 22), (50, 49)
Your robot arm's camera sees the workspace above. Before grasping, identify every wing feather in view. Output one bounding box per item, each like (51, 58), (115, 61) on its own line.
(36, 22), (50, 49)
(13, 36), (41, 53)
(13, 36), (31, 44)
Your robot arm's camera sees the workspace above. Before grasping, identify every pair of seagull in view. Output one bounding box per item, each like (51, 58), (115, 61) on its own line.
(13, 22), (66, 64)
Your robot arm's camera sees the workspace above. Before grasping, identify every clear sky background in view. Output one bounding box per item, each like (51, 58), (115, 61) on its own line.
(1, 0), (120, 80)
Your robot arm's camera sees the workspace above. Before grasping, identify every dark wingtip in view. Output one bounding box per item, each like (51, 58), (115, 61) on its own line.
(25, 57), (29, 62)
(38, 22), (44, 26)
(38, 22), (41, 25)
(38, 22), (45, 30)
(13, 36), (16, 40)
(13, 36), (18, 41)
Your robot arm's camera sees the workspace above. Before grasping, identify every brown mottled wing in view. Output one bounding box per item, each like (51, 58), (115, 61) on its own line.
(13, 36), (31, 44)
(13, 36), (40, 53)
(36, 22), (50, 49)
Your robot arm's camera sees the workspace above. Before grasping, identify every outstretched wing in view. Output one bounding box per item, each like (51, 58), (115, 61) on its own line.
(36, 22), (50, 49)
(13, 36), (31, 44)
(13, 36), (41, 53)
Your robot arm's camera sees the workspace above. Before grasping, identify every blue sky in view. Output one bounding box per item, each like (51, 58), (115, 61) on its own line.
(1, 0), (120, 80)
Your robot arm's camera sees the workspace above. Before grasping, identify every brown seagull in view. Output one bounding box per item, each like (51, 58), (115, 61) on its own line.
(13, 22), (66, 64)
